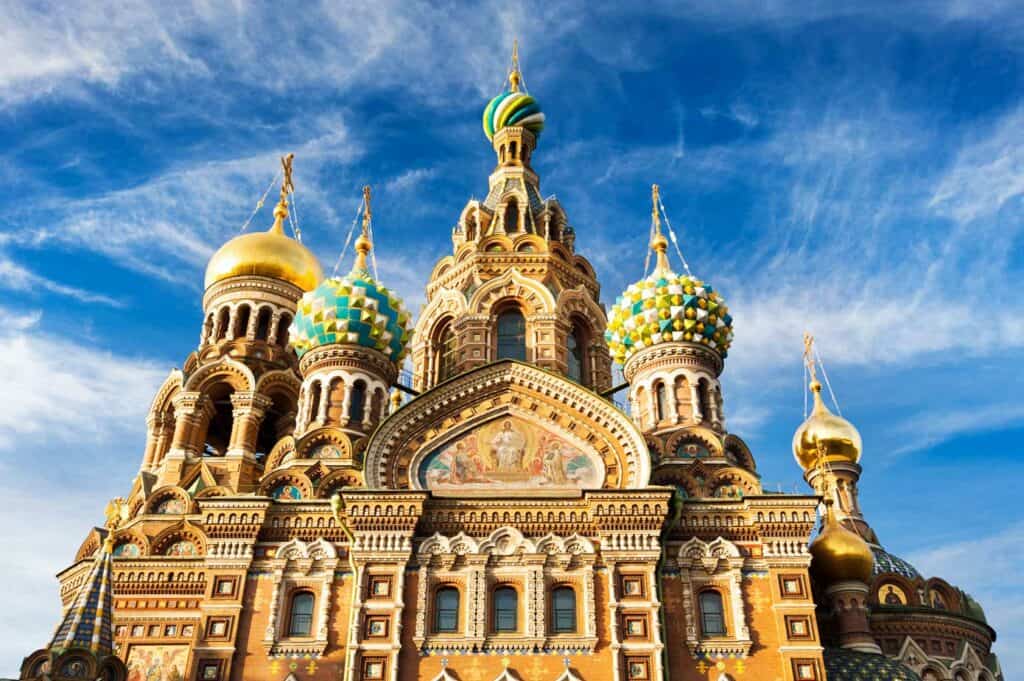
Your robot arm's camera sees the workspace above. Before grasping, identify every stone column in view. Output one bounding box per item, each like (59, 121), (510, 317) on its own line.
(141, 414), (163, 472)
(227, 392), (272, 459)
(690, 383), (703, 424)
(168, 392), (215, 461)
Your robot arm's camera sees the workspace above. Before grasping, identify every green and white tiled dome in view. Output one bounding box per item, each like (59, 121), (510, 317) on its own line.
(605, 270), (734, 366)
(290, 269), (412, 362)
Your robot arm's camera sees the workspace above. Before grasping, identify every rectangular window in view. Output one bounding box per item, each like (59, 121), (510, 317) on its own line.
(786, 615), (813, 640)
(792, 659), (820, 680)
(779, 574), (806, 599)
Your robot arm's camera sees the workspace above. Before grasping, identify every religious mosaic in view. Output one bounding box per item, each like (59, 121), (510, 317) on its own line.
(126, 645), (188, 681)
(418, 417), (602, 489)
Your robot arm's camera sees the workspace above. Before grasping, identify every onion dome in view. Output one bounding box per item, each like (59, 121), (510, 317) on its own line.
(205, 154), (323, 291)
(810, 501), (874, 585)
(871, 546), (921, 580)
(289, 187), (412, 362)
(482, 42), (545, 141)
(793, 380), (862, 472)
(605, 185), (734, 365)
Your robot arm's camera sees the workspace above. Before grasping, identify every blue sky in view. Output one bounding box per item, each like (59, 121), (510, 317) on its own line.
(1, 1), (1022, 676)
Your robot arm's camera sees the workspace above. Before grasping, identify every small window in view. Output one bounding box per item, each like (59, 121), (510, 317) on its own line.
(434, 587), (459, 633)
(288, 591), (314, 636)
(655, 382), (669, 422)
(567, 323), (588, 385)
(496, 310), (526, 361)
(699, 591), (726, 636)
(436, 322), (458, 382)
(493, 587), (518, 633)
(349, 380), (366, 423)
(552, 587), (577, 633)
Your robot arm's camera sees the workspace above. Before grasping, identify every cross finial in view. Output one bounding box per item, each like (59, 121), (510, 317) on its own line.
(270, 152), (295, 235)
(509, 39), (522, 92)
(803, 331), (820, 386)
(650, 183), (670, 273)
(354, 185), (374, 273)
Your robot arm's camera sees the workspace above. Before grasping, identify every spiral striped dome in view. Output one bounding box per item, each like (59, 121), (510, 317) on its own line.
(289, 270), (412, 363)
(482, 90), (545, 141)
(605, 270), (734, 365)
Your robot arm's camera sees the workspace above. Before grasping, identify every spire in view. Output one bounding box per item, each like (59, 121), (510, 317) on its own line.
(803, 331), (826, 411)
(508, 39), (522, 93)
(48, 498), (127, 657)
(354, 185), (374, 273)
(650, 184), (671, 274)
(270, 152), (295, 236)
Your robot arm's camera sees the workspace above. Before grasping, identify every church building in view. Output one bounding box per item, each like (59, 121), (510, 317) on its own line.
(20, 48), (1002, 681)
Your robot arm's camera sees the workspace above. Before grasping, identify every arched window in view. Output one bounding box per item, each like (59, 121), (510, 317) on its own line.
(308, 380), (322, 426)
(496, 309), (526, 361)
(276, 313), (292, 347)
(201, 383), (235, 457)
(699, 591), (726, 636)
(202, 313), (214, 345)
(697, 378), (711, 421)
(551, 586), (577, 633)
(655, 381), (669, 422)
(215, 307), (230, 340)
(493, 587), (518, 633)
(349, 380), (367, 424)
(288, 591), (314, 636)
(255, 307), (272, 341)
(233, 304), (251, 339)
(509, 140), (518, 160)
(436, 321), (458, 383)
(434, 587), (459, 633)
(500, 145), (506, 163)
(505, 199), (519, 232)
(567, 322), (588, 385)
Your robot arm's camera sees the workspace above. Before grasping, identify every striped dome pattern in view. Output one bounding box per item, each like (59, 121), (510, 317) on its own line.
(482, 90), (545, 141)
(605, 271), (734, 365)
(290, 272), (412, 362)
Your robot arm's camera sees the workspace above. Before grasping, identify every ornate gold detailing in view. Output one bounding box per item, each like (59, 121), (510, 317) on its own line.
(270, 152), (295, 236)
(354, 184), (374, 272)
(509, 39), (521, 92)
(650, 183), (670, 274)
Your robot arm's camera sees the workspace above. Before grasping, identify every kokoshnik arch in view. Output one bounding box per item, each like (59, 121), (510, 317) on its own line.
(20, 46), (1003, 681)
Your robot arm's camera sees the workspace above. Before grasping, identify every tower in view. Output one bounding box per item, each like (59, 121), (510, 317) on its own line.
(410, 44), (612, 393)
(141, 153), (321, 493)
(606, 185), (756, 500)
(281, 186), (412, 490)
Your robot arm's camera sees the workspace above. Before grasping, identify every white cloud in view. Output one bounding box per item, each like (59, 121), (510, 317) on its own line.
(0, 308), (167, 452)
(0, 253), (123, 307)
(929, 105), (1024, 224)
(887, 402), (1024, 456)
(908, 523), (1024, 674)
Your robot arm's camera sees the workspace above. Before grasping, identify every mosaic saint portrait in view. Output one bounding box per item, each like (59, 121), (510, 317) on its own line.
(271, 483), (302, 500)
(126, 644), (188, 681)
(417, 417), (602, 490)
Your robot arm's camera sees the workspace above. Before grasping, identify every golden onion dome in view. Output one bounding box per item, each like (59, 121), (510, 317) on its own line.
(792, 380), (862, 472)
(810, 504), (874, 585)
(204, 207), (322, 291)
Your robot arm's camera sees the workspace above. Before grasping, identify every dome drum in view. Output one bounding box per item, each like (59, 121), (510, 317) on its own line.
(297, 343), (399, 386)
(621, 340), (724, 383)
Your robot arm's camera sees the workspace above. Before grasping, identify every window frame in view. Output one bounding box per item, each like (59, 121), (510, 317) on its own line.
(433, 586), (460, 634)
(495, 308), (527, 362)
(550, 585), (578, 634)
(698, 589), (727, 637)
(287, 590), (315, 637)
(492, 586), (519, 633)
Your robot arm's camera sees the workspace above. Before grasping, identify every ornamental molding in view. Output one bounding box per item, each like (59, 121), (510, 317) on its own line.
(364, 360), (651, 490)
(623, 342), (723, 382)
(202, 275), (303, 310)
(298, 344), (397, 383)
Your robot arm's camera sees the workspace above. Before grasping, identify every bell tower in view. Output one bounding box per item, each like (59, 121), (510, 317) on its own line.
(411, 45), (611, 393)
(607, 186), (758, 500)
(142, 154), (321, 493)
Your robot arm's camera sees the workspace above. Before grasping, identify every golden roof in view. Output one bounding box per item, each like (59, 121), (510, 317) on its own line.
(204, 154), (323, 291)
(810, 503), (874, 585)
(792, 380), (863, 472)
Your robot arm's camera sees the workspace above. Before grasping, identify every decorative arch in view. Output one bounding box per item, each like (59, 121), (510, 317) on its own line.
(467, 267), (556, 316)
(264, 435), (297, 471)
(258, 470), (314, 500)
(555, 286), (608, 336)
(512, 233), (547, 253)
(478, 234), (514, 253)
(151, 520), (207, 557)
(316, 469), (364, 498)
(111, 529), (149, 558)
(182, 356), (255, 393)
(295, 427), (354, 462)
(365, 360), (650, 490)
(145, 486), (192, 515)
(148, 369), (183, 419)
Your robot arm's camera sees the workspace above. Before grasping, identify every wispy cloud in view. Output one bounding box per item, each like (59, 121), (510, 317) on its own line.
(0, 307), (167, 452)
(0, 253), (123, 307)
(889, 402), (1024, 456)
(909, 523), (1024, 674)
